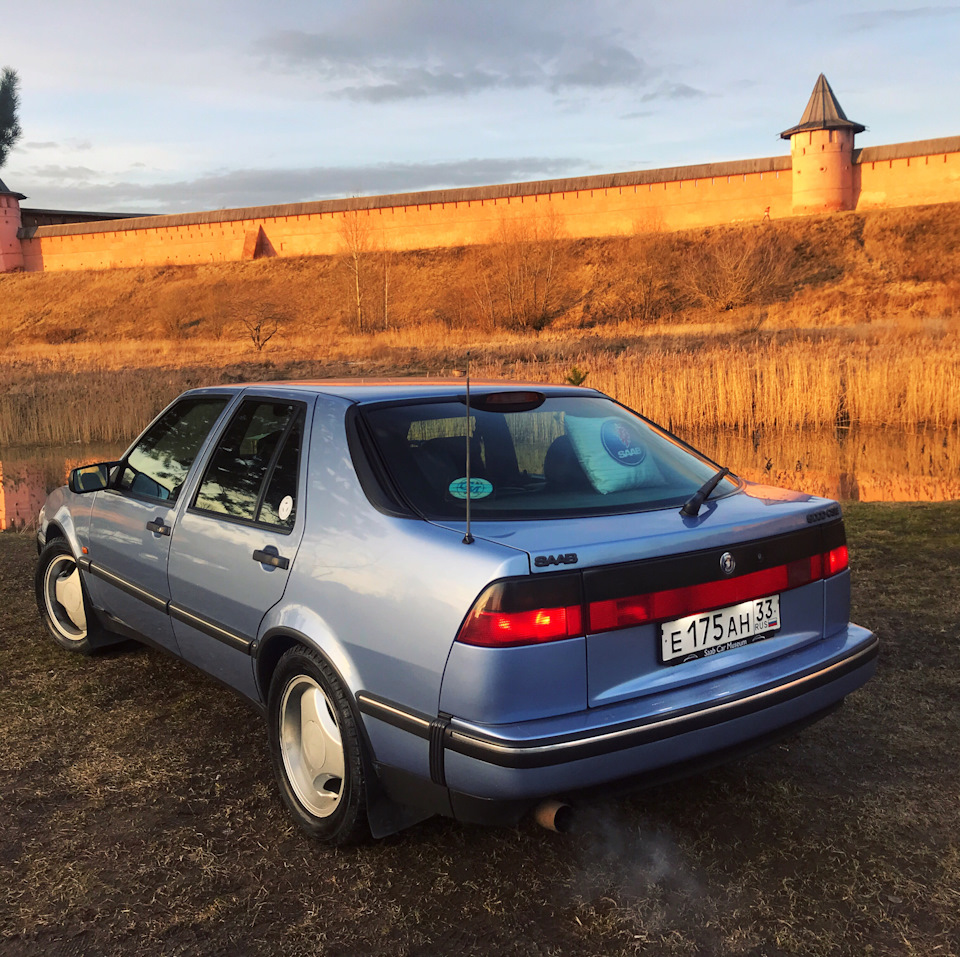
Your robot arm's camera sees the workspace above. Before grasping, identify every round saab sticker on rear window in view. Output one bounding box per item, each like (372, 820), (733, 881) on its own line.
(600, 419), (647, 467)
(448, 477), (493, 500)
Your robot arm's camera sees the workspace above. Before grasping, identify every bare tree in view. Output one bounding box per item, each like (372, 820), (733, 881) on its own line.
(237, 302), (284, 352)
(609, 235), (673, 325)
(369, 226), (394, 330)
(679, 227), (794, 312)
(472, 206), (567, 329)
(379, 233), (391, 329)
(337, 208), (372, 333)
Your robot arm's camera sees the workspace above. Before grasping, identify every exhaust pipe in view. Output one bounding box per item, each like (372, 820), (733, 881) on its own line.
(533, 799), (574, 833)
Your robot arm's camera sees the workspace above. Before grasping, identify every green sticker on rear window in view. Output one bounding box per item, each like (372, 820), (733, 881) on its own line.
(449, 477), (493, 500)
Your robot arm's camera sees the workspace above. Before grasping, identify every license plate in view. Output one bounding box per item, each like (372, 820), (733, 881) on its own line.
(660, 595), (781, 665)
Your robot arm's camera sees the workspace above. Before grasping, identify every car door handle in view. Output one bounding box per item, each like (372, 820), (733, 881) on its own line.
(253, 548), (290, 570)
(146, 518), (171, 536)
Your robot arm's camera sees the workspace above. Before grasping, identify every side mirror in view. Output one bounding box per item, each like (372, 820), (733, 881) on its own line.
(68, 462), (119, 494)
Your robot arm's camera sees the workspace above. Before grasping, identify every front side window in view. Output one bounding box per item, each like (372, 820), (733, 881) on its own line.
(193, 399), (303, 528)
(117, 396), (229, 502)
(362, 395), (738, 520)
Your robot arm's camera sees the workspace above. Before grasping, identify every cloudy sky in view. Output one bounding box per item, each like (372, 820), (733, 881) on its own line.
(3, 0), (959, 213)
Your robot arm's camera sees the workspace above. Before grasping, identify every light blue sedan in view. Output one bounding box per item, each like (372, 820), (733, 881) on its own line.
(36, 380), (877, 843)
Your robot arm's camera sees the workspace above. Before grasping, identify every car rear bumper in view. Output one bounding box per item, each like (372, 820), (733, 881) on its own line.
(444, 701), (845, 826)
(359, 624), (877, 814)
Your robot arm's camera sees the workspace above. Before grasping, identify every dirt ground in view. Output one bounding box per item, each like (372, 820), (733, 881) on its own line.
(1, 503), (958, 957)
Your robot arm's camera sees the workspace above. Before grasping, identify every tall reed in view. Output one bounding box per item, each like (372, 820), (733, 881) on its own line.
(1, 334), (958, 447)
(472, 338), (960, 432)
(0, 368), (201, 447)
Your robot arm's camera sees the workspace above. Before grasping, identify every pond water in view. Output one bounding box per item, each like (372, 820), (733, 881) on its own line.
(0, 442), (126, 530)
(691, 426), (960, 504)
(1, 428), (958, 530)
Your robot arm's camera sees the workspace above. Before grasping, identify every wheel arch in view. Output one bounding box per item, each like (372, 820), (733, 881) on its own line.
(255, 629), (303, 703)
(255, 626), (416, 837)
(255, 627), (369, 745)
(43, 521), (67, 542)
(39, 504), (84, 559)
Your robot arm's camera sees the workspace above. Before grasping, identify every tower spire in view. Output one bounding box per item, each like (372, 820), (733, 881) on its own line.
(781, 73), (865, 140)
(782, 75), (863, 214)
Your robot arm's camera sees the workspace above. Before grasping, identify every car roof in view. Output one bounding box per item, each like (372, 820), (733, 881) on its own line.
(188, 379), (600, 404)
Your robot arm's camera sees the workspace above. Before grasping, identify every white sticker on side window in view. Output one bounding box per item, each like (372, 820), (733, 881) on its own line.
(278, 495), (294, 521)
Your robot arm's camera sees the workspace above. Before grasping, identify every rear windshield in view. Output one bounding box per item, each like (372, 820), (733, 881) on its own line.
(361, 395), (738, 520)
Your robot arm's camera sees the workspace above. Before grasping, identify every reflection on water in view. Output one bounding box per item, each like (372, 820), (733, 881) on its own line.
(1, 428), (958, 529)
(690, 427), (960, 503)
(0, 443), (125, 530)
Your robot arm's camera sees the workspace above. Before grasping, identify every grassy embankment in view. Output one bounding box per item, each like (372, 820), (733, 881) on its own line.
(0, 203), (958, 451)
(1, 502), (958, 955)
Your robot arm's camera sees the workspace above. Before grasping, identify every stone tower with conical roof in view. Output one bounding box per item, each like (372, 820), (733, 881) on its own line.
(781, 74), (865, 213)
(0, 175), (25, 271)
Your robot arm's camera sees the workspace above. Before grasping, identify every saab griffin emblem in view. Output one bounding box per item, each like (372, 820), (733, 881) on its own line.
(719, 552), (736, 576)
(600, 420), (646, 467)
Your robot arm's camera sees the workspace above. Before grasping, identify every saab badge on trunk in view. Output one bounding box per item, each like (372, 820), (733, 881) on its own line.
(719, 552), (736, 576)
(534, 553), (578, 567)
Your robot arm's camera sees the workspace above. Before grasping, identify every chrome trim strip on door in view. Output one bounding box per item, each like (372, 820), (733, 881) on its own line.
(167, 603), (254, 654)
(87, 563), (169, 613)
(86, 562), (254, 654)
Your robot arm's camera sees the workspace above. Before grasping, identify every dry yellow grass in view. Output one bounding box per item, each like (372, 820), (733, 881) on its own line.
(1, 202), (959, 446)
(472, 337), (960, 431)
(1, 331), (956, 447)
(4, 504), (960, 955)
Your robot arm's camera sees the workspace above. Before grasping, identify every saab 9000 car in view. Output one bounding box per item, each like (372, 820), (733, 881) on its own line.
(36, 380), (877, 844)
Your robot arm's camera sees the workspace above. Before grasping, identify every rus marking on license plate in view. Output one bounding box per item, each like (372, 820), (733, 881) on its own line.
(660, 595), (781, 665)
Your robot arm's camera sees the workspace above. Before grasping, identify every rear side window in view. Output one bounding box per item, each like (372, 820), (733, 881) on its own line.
(193, 399), (303, 529)
(259, 421), (302, 528)
(117, 396), (229, 503)
(361, 395), (737, 520)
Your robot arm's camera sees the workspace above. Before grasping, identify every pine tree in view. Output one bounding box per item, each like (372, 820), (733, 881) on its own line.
(0, 67), (22, 168)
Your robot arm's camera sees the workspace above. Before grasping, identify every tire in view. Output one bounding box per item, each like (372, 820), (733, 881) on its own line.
(35, 539), (110, 655)
(267, 645), (369, 845)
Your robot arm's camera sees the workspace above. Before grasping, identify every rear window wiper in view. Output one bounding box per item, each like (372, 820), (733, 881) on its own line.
(680, 467), (730, 518)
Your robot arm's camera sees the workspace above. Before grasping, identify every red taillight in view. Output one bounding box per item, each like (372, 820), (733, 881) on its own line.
(457, 574), (584, 647)
(825, 544), (849, 576)
(587, 555), (823, 634)
(459, 604), (583, 646)
(459, 537), (850, 646)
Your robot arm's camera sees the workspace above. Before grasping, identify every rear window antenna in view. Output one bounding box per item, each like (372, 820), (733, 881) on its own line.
(463, 353), (475, 545)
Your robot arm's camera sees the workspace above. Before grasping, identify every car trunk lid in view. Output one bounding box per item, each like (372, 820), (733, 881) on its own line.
(432, 484), (849, 708)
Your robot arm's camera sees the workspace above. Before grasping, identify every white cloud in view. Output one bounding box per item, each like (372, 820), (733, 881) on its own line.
(15, 156), (585, 213)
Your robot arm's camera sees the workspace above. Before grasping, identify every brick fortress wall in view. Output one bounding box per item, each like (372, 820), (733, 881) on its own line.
(14, 135), (960, 274)
(855, 138), (960, 209)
